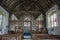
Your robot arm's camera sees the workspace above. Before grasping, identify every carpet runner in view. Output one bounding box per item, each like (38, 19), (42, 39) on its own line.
(23, 33), (31, 39)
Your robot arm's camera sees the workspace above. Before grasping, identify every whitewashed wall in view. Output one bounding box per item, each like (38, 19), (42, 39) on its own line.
(46, 4), (60, 36)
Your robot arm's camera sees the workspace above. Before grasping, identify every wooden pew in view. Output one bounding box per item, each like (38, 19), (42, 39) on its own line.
(32, 34), (60, 40)
(0, 34), (22, 40)
(0, 35), (2, 40)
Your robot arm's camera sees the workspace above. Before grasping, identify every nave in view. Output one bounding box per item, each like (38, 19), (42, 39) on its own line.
(0, 0), (60, 40)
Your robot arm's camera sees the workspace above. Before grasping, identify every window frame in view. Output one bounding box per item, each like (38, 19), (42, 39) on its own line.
(0, 14), (3, 35)
(48, 10), (58, 28)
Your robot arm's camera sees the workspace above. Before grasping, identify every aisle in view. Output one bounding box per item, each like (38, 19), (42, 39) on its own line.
(23, 39), (32, 40)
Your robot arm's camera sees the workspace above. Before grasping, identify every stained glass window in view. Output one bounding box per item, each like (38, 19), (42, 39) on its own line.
(24, 22), (30, 27)
(48, 11), (58, 28)
(20, 15), (35, 34)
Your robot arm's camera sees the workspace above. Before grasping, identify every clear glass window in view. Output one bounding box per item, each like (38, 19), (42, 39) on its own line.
(24, 22), (30, 27)
(48, 11), (58, 28)
(0, 15), (3, 35)
(0, 15), (2, 27)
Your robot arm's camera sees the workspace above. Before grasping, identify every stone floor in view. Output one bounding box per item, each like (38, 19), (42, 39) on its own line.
(23, 39), (32, 40)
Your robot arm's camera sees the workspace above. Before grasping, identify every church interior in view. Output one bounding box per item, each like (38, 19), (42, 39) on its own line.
(0, 0), (60, 40)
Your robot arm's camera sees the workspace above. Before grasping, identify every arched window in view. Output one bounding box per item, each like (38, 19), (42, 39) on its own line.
(20, 15), (36, 33)
(10, 14), (18, 20)
(0, 6), (9, 35)
(23, 16), (31, 33)
(48, 10), (58, 28)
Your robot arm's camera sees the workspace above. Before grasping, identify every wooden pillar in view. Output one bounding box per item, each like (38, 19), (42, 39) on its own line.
(41, 14), (48, 34)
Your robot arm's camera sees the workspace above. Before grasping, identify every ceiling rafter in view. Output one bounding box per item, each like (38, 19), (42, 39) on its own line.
(24, 2), (35, 10)
(50, 0), (54, 3)
(34, 1), (45, 11)
(4, 0), (13, 6)
(47, 0), (52, 5)
(13, 1), (26, 11)
(41, 0), (49, 8)
(0, 0), (55, 19)
(38, 0), (48, 10)
(8, 0), (15, 6)
(1, 0), (6, 4)
(43, 0), (49, 6)
(8, 0), (20, 10)
(8, 0), (15, 7)
(14, 11), (41, 19)
(0, 0), (3, 4)
(15, 1), (25, 9)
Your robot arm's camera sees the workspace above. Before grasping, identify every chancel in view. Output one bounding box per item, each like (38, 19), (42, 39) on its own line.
(0, 0), (60, 40)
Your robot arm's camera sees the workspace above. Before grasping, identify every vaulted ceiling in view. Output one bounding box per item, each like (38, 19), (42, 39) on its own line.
(0, 0), (55, 19)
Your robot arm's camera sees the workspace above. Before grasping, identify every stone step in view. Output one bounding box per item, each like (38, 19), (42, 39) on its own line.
(23, 36), (31, 39)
